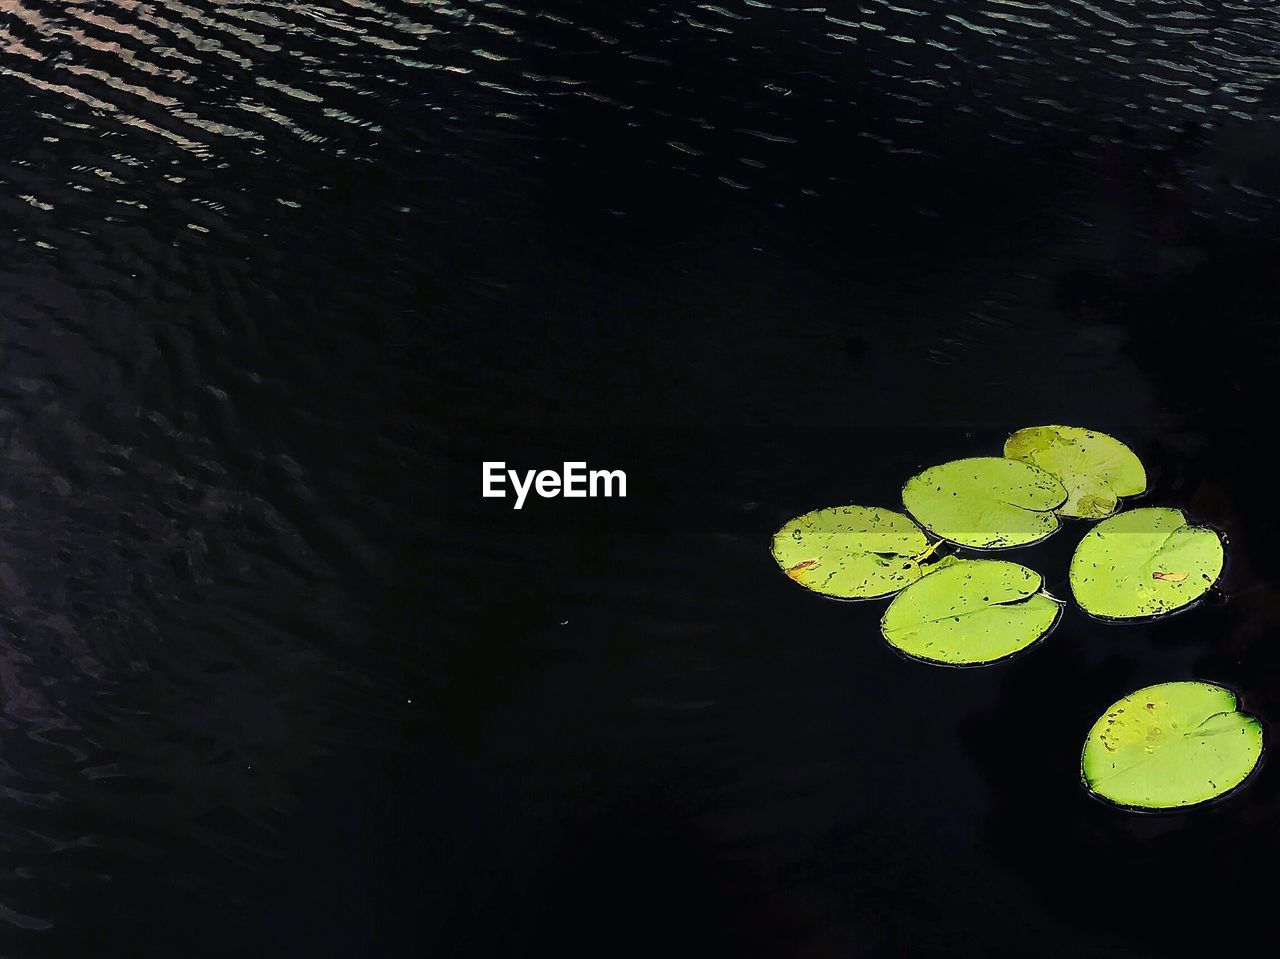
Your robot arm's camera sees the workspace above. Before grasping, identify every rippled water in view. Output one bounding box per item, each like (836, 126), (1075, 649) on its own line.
(3, 0), (1280, 955)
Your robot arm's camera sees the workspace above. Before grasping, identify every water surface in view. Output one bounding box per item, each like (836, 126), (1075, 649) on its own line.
(3, 0), (1280, 955)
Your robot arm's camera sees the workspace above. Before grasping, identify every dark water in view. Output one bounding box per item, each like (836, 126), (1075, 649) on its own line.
(3, 0), (1280, 954)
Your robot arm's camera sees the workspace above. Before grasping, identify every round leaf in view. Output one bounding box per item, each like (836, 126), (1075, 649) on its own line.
(1069, 507), (1223, 621)
(880, 559), (1061, 665)
(1081, 682), (1263, 810)
(1004, 425), (1146, 520)
(901, 457), (1067, 550)
(771, 506), (933, 600)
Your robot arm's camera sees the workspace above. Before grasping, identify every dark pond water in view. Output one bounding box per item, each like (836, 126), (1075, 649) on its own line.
(3, 0), (1280, 954)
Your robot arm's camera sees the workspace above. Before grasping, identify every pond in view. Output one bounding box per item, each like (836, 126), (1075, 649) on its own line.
(2, 0), (1279, 955)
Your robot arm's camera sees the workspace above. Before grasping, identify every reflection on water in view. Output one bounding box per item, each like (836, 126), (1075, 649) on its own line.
(2, 0), (1280, 954)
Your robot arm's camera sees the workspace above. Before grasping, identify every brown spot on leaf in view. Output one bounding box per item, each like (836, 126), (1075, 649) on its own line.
(786, 559), (819, 581)
(1152, 571), (1188, 582)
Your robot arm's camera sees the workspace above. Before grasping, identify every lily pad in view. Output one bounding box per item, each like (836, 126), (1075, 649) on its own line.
(771, 506), (939, 600)
(901, 457), (1067, 550)
(1081, 681), (1263, 810)
(1004, 425), (1146, 520)
(1069, 507), (1224, 620)
(880, 559), (1061, 666)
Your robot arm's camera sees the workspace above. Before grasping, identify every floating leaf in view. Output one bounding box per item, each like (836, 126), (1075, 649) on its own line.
(1069, 507), (1223, 620)
(1004, 425), (1146, 520)
(901, 457), (1067, 550)
(771, 506), (938, 600)
(1081, 682), (1263, 810)
(880, 558), (1060, 666)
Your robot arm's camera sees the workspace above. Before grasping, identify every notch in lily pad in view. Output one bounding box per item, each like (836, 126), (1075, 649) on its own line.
(880, 558), (1061, 666)
(770, 506), (944, 600)
(1082, 681), (1263, 810)
(1069, 507), (1224, 621)
(902, 457), (1067, 550)
(1004, 425), (1146, 520)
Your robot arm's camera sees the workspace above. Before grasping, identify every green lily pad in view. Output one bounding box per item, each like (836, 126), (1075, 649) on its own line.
(771, 506), (939, 600)
(1069, 507), (1224, 621)
(880, 558), (1061, 666)
(1004, 425), (1146, 520)
(901, 457), (1067, 550)
(1081, 681), (1263, 810)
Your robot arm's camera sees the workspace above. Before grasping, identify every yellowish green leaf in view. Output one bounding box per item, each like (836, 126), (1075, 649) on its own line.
(902, 457), (1066, 550)
(1004, 425), (1145, 519)
(1081, 681), (1263, 810)
(880, 558), (1060, 665)
(771, 506), (938, 600)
